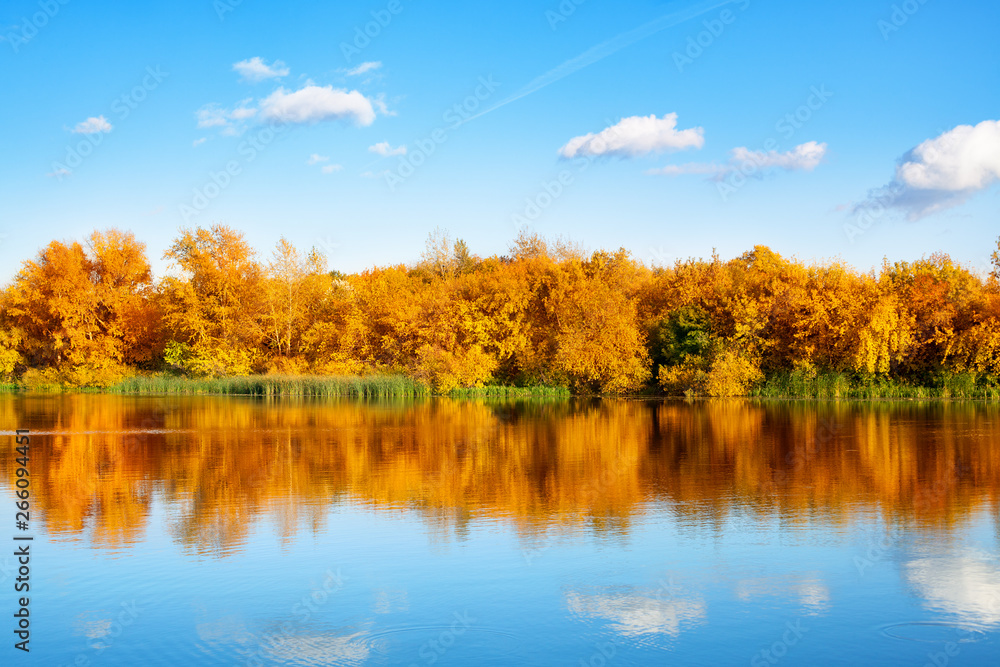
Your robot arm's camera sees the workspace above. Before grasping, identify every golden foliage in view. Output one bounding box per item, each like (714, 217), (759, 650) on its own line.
(2, 229), (1000, 391)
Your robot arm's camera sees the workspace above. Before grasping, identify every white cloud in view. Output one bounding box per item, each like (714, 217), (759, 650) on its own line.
(368, 141), (407, 157)
(307, 153), (330, 165)
(558, 113), (704, 159)
(373, 93), (397, 117)
(196, 100), (258, 133)
(648, 141), (828, 178)
(192, 138), (208, 147)
(228, 104), (258, 121)
(196, 105), (229, 129)
(47, 167), (72, 178)
(730, 141), (827, 172)
(321, 164), (343, 174)
(859, 120), (1000, 219)
(361, 170), (390, 179)
(72, 116), (113, 134)
(258, 85), (376, 126)
(649, 162), (724, 176)
(233, 57), (290, 83)
(898, 120), (1000, 191)
(347, 61), (382, 76)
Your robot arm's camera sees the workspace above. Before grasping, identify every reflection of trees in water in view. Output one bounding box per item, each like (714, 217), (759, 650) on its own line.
(1, 396), (998, 552)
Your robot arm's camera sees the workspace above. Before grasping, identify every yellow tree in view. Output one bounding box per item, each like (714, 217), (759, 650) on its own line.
(160, 225), (265, 375)
(88, 229), (160, 366)
(264, 239), (330, 363)
(4, 240), (99, 368)
(1, 230), (155, 383)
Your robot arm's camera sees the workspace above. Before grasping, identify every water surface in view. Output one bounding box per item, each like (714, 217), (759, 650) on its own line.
(1, 396), (998, 665)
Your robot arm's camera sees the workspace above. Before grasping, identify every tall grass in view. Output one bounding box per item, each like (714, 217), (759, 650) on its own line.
(447, 384), (570, 399)
(3, 370), (999, 400)
(99, 374), (430, 398)
(749, 370), (1000, 400)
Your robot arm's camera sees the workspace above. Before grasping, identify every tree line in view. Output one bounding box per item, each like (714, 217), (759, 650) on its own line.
(1, 225), (999, 394)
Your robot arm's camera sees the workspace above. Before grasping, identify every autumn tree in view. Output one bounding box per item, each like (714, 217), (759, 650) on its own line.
(992, 236), (1000, 282)
(260, 239), (335, 373)
(1, 230), (155, 384)
(160, 225), (266, 375)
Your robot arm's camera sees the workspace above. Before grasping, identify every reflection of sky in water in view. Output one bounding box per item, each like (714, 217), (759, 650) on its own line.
(734, 575), (831, 615)
(905, 548), (1000, 627)
(5, 396), (1000, 665)
(565, 587), (706, 637)
(196, 616), (371, 666)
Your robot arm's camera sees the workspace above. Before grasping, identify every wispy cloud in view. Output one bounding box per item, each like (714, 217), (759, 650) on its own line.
(192, 137), (208, 147)
(459, 0), (732, 126)
(373, 93), (397, 117)
(72, 116), (113, 134)
(196, 105), (229, 129)
(321, 164), (344, 174)
(559, 114), (704, 159)
(649, 141), (828, 178)
(368, 141), (407, 157)
(347, 61), (382, 77)
(307, 153), (330, 165)
(233, 57), (290, 83)
(196, 99), (258, 134)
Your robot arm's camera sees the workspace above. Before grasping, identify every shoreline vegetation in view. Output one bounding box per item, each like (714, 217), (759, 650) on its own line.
(0, 371), (997, 400)
(2, 225), (1000, 400)
(0, 374), (572, 399)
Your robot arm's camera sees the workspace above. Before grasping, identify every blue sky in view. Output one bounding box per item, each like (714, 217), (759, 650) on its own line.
(1, 0), (997, 282)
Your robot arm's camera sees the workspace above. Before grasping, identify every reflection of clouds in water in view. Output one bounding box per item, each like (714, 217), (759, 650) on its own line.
(735, 575), (830, 615)
(905, 549), (1000, 627)
(196, 615), (246, 641)
(73, 615), (112, 640)
(195, 615), (370, 666)
(373, 589), (409, 615)
(259, 632), (369, 665)
(565, 588), (706, 637)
